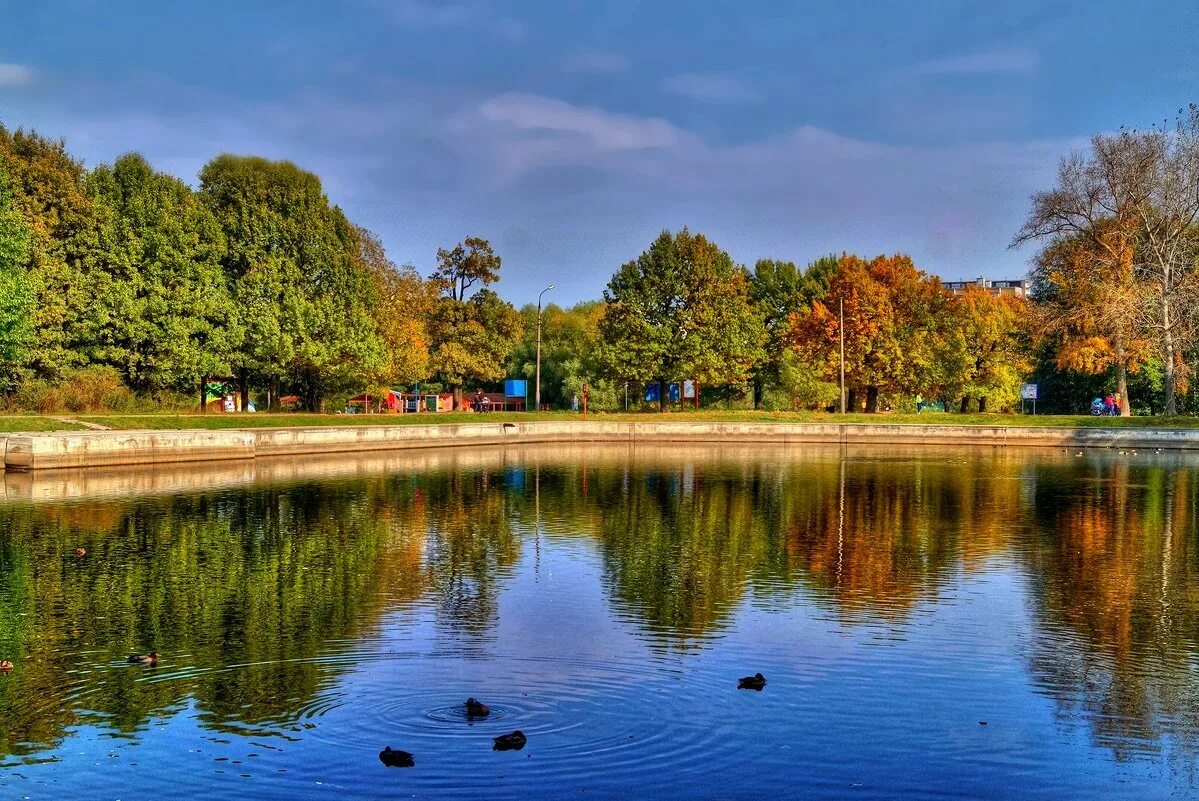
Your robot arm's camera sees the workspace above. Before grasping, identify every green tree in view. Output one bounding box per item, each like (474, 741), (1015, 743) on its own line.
(749, 254), (838, 408)
(85, 153), (239, 394)
(598, 229), (766, 411)
(199, 155), (384, 408)
(432, 236), (501, 301)
(0, 162), (33, 388)
(0, 126), (98, 381)
(429, 288), (523, 406)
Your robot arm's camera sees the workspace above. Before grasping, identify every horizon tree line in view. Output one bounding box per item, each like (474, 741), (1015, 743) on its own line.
(1, 107), (1197, 415)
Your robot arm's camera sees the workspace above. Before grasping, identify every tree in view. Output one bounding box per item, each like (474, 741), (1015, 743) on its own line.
(0, 126), (97, 381)
(428, 288), (523, 405)
(1026, 221), (1146, 415)
(789, 254), (954, 412)
(84, 153), (239, 394)
(1015, 106), (1199, 415)
(507, 300), (622, 409)
(355, 226), (438, 388)
(432, 236), (501, 301)
(597, 229), (766, 411)
(0, 162), (33, 389)
(947, 288), (1033, 412)
(199, 155), (384, 409)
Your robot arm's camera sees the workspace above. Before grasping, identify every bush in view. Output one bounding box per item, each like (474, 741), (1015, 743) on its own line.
(11, 366), (136, 413)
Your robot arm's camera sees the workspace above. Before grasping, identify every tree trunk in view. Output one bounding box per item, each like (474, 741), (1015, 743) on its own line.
(978, 397), (987, 413)
(752, 377), (763, 410)
(239, 370), (249, 413)
(270, 376), (280, 411)
(1114, 334), (1130, 417)
(959, 396), (969, 414)
(865, 386), (879, 413)
(658, 379), (668, 413)
(452, 385), (462, 410)
(1163, 302), (1177, 415)
(846, 388), (857, 413)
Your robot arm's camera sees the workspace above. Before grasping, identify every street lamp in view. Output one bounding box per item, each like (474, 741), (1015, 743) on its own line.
(535, 284), (555, 411)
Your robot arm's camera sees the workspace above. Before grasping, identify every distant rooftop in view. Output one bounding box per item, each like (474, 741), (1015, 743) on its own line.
(943, 276), (1028, 297)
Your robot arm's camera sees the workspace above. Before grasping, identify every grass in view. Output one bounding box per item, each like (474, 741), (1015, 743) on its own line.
(61, 409), (1199, 431)
(0, 416), (87, 433)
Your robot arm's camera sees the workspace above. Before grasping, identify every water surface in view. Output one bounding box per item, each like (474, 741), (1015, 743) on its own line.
(1, 443), (1198, 799)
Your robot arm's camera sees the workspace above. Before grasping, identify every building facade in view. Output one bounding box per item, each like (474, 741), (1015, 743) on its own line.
(943, 276), (1028, 297)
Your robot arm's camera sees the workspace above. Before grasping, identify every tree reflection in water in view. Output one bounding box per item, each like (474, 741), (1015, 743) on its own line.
(1, 443), (1198, 775)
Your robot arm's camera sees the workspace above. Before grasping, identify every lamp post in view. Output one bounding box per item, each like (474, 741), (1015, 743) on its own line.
(535, 284), (555, 411)
(839, 297), (846, 414)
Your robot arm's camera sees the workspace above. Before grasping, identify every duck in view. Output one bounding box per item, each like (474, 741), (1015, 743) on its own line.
(738, 672), (767, 690)
(465, 697), (490, 717)
(378, 746), (414, 768)
(74, 548), (86, 558)
(0, 660), (13, 673)
(126, 651), (158, 665)
(493, 730), (527, 751)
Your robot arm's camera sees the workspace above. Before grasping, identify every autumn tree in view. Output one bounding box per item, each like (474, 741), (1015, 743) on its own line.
(355, 226), (438, 388)
(597, 229), (766, 411)
(1025, 221), (1145, 415)
(788, 254), (951, 412)
(946, 288), (1033, 412)
(1015, 106), (1199, 415)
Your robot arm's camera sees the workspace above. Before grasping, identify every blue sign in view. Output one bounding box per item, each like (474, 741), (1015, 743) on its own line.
(504, 379), (527, 398)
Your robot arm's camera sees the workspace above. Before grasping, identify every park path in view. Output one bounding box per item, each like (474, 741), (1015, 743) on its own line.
(51, 416), (110, 430)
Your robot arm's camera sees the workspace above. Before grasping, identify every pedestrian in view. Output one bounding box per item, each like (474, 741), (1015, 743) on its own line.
(1104, 393), (1116, 416)
(571, 394), (580, 412)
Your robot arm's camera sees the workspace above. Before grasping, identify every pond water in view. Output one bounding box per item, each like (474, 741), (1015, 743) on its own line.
(1, 443), (1198, 800)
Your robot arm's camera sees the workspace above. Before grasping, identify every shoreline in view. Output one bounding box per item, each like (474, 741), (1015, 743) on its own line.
(3, 420), (1199, 471)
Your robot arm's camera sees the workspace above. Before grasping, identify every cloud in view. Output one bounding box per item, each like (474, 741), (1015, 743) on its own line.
(0, 63), (34, 87)
(562, 49), (630, 75)
(662, 73), (764, 104)
(908, 47), (1039, 77)
(473, 93), (681, 151)
(11, 83), (1076, 302)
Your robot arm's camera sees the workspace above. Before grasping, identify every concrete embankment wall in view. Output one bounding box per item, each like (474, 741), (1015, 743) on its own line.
(4, 421), (1199, 471)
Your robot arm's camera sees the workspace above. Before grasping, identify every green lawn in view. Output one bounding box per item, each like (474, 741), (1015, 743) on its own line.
(67, 410), (1199, 431)
(0, 416), (87, 432)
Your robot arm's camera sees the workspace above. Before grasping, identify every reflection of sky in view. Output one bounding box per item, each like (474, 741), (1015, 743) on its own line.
(5, 445), (1199, 799)
(10, 555), (1180, 800)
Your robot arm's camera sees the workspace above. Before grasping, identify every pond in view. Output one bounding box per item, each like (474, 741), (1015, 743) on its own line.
(1, 443), (1198, 800)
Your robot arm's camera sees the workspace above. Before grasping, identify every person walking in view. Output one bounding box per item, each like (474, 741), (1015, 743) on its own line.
(571, 394), (580, 412)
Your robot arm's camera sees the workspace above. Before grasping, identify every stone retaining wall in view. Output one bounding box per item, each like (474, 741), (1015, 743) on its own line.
(4, 421), (1199, 471)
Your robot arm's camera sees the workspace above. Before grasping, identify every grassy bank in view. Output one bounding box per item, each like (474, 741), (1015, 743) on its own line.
(55, 410), (1199, 431)
(0, 416), (87, 433)
(4, 410), (1199, 434)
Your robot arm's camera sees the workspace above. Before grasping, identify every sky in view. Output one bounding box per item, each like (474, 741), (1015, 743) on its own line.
(1, 0), (1197, 306)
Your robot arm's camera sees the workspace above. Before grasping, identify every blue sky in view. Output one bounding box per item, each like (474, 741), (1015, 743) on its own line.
(1, 0), (1196, 305)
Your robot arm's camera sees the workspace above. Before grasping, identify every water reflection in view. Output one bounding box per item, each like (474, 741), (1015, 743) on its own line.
(1, 444), (1199, 798)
